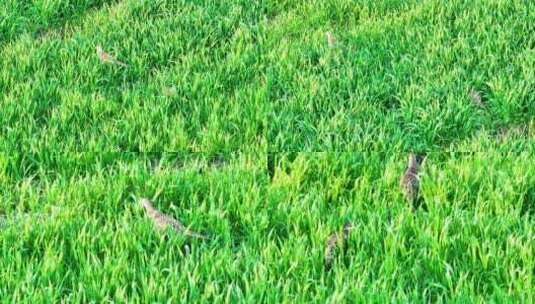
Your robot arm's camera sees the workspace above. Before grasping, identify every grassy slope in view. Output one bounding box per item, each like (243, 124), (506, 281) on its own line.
(1, 0), (533, 152)
(1, 0), (268, 152)
(266, 0), (534, 151)
(0, 0), (534, 302)
(0, 150), (533, 302)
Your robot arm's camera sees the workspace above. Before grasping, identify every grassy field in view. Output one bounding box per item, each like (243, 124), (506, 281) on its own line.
(1, 0), (534, 302)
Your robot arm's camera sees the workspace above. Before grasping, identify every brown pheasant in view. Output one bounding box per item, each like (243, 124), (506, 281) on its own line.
(324, 221), (354, 272)
(325, 31), (336, 48)
(400, 153), (426, 205)
(0, 215), (7, 229)
(469, 88), (485, 108)
(0, 207), (61, 229)
(140, 198), (207, 239)
(324, 232), (339, 272)
(342, 222), (354, 240)
(96, 45), (128, 67)
(162, 85), (178, 97)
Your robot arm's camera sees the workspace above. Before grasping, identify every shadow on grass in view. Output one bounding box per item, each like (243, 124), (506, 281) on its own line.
(0, 0), (122, 47)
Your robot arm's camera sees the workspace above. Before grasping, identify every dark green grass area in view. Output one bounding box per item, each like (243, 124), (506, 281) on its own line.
(0, 0), (120, 45)
(0, 151), (533, 302)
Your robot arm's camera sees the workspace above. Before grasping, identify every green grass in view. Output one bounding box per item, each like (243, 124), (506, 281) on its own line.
(1, 0), (534, 302)
(1, 0), (533, 152)
(1, 152), (534, 302)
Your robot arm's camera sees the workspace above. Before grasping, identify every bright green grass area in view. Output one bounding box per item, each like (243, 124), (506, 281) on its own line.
(0, 150), (534, 302)
(266, 0), (534, 151)
(1, 0), (534, 302)
(1, 0), (268, 152)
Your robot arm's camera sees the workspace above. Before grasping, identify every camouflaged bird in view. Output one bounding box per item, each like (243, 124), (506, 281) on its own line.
(162, 85), (178, 97)
(96, 45), (128, 67)
(400, 154), (426, 205)
(0, 207), (61, 229)
(0, 215), (7, 229)
(469, 88), (485, 108)
(140, 198), (207, 239)
(324, 231), (339, 272)
(325, 31), (336, 48)
(324, 221), (354, 272)
(342, 222), (353, 241)
(0, 213), (36, 228)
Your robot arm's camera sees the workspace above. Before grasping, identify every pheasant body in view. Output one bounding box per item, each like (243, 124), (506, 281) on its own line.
(400, 154), (425, 204)
(469, 89), (485, 108)
(140, 198), (206, 239)
(96, 45), (128, 67)
(324, 232), (339, 272)
(325, 32), (336, 47)
(324, 221), (354, 271)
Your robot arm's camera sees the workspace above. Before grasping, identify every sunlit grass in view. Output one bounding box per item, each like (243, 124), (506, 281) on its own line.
(0, 0), (534, 302)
